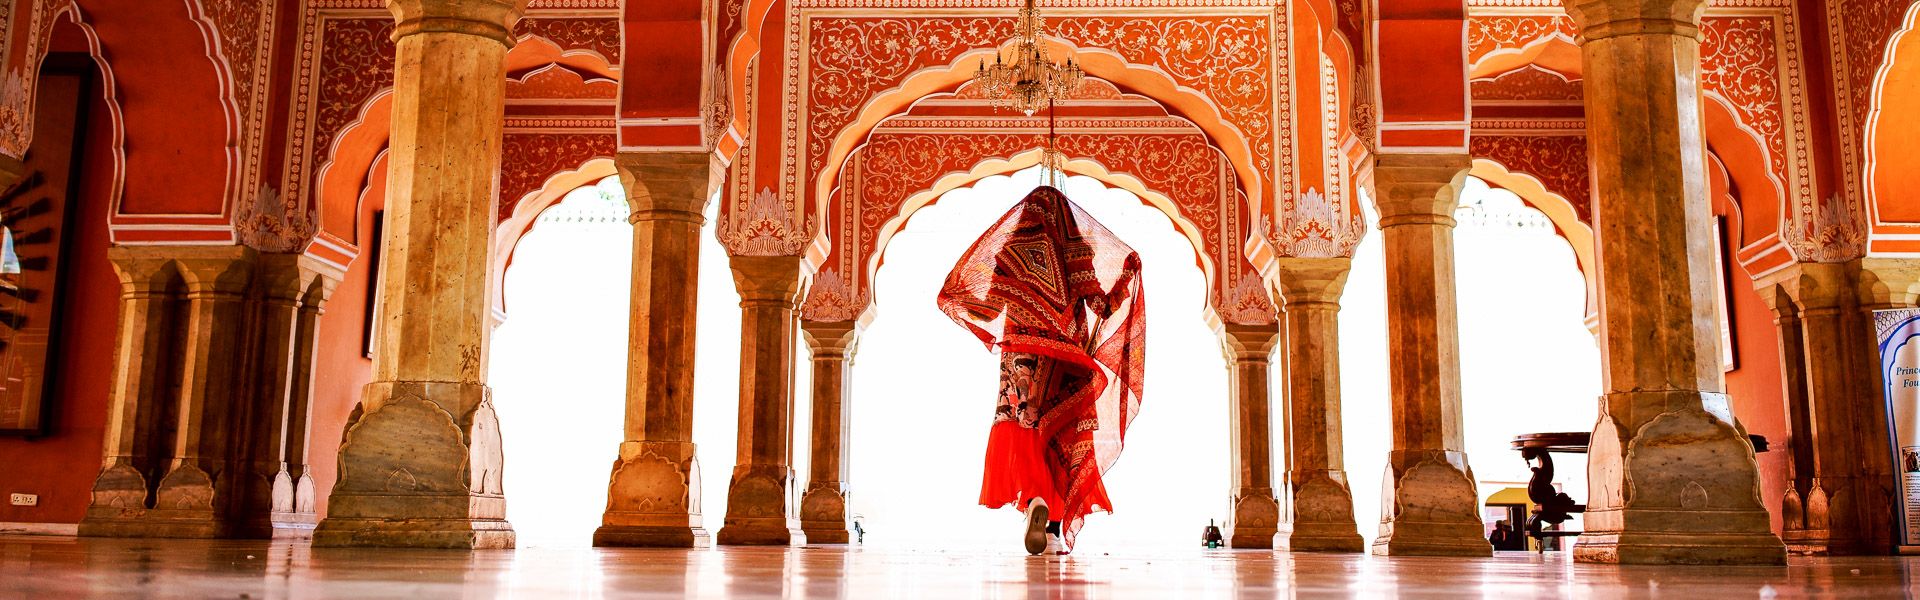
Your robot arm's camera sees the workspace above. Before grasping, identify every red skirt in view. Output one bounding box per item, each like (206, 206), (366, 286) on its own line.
(978, 420), (1065, 513)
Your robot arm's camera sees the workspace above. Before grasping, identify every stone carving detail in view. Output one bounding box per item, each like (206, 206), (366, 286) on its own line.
(1221, 271), (1276, 325)
(499, 133), (617, 221)
(1786, 193), (1867, 261)
(800, 268), (865, 322)
(1469, 134), (1592, 221)
(723, 187), (808, 256)
(1273, 188), (1360, 258)
(235, 185), (317, 253)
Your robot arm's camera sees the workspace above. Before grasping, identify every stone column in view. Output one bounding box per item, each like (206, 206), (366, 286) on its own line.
(595, 152), (718, 548)
(1766, 260), (1911, 555)
(1368, 153), (1489, 557)
(799, 320), (856, 544)
(239, 255), (340, 538)
(1563, 0), (1785, 564)
(1274, 257), (1365, 553)
(717, 255), (806, 545)
(313, 0), (524, 549)
(1753, 281), (1819, 542)
(82, 250), (184, 535)
(1221, 323), (1281, 549)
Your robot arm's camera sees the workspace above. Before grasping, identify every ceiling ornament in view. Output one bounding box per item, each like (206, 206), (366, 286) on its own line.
(970, 0), (1085, 117)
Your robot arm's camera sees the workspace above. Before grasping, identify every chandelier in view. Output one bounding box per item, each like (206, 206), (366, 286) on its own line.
(972, 0), (1085, 116)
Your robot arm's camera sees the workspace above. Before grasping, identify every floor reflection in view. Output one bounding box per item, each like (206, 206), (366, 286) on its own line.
(1, 535), (1918, 598)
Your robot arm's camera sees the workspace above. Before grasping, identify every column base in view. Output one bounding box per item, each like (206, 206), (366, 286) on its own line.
(313, 517), (515, 549)
(1278, 523), (1365, 553)
(1574, 530), (1787, 565)
(79, 509), (228, 539)
(716, 464), (803, 546)
(1225, 492), (1280, 549)
(1279, 471), (1363, 552)
(1373, 450), (1490, 557)
(313, 381), (514, 549)
(800, 484), (850, 544)
(1577, 391), (1784, 565)
(593, 525), (711, 548)
(79, 462), (246, 539)
(597, 441), (709, 547)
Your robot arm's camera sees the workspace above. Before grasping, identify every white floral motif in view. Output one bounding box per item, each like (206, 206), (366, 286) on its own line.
(723, 187), (807, 256)
(801, 268), (867, 322)
(1221, 272), (1276, 325)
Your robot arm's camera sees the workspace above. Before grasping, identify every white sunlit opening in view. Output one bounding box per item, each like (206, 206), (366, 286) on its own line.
(846, 166), (1230, 553)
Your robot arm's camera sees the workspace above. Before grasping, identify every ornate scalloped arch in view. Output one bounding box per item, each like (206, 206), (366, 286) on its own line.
(817, 38), (1268, 230)
(860, 148), (1219, 324)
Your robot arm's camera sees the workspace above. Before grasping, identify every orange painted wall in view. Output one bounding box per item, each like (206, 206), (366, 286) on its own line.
(304, 163), (384, 519)
(0, 63), (122, 524)
(1713, 168), (1790, 533)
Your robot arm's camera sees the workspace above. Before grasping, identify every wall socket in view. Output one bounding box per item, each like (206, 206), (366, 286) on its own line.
(9, 493), (36, 506)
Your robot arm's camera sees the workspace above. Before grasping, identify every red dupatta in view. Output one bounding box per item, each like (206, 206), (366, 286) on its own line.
(937, 186), (1146, 548)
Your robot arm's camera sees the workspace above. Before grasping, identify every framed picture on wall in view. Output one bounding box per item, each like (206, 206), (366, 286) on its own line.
(362, 209), (386, 359)
(0, 66), (88, 436)
(1713, 216), (1740, 372)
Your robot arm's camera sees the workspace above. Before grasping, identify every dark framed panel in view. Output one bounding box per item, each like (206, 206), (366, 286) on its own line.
(0, 59), (91, 435)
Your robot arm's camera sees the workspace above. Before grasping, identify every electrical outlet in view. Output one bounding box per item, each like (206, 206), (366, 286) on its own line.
(9, 493), (36, 506)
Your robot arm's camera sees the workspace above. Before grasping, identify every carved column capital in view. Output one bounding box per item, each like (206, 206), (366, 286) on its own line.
(618, 151), (719, 224)
(730, 255), (805, 305)
(1221, 323), (1281, 362)
(801, 320), (858, 357)
(1563, 0), (1708, 39)
(386, 0), (528, 45)
(1276, 257), (1353, 307)
(1858, 257), (1920, 309)
(1369, 153), (1471, 227)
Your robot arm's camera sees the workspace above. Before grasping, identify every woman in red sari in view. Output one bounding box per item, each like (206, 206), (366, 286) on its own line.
(938, 186), (1146, 555)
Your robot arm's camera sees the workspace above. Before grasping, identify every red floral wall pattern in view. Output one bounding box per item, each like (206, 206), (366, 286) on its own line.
(1470, 134), (1592, 222)
(795, 14), (1274, 205)
(1700, 17), (1787, 180)
(851, 129), (1226, 273)
(517, 17), (621, 64)
(499, 133), (616, 221)
(1465, 15), (1573, 64)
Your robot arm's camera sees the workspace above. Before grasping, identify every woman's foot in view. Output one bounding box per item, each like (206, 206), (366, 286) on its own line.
(1044, 534), (1068, 555)
(1023, 499), (1050, 555)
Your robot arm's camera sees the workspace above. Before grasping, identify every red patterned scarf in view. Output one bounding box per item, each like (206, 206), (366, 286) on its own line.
(938, 186), (1146, 548)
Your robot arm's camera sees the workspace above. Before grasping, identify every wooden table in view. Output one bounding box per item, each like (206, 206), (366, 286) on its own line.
(1506, 431), (1769, 550)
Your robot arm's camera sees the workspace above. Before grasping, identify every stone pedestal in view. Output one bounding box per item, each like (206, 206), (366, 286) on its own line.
(1368, 153), (1489, 557)
(716, 255), (806, 546)
(312, 0), (524, 550)
(82, 247), (253, 539)
(595, 152), (718, 548)
(1274, 257), (1364, 553)
(1563, 0), (1785, 565)
(1759, 262), (1897, 555)
(1221, 323), (1281, 549)
(800, 320), (857, 544)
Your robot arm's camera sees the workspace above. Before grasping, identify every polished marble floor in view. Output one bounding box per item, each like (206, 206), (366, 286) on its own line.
(0, 534), (1916, 598)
